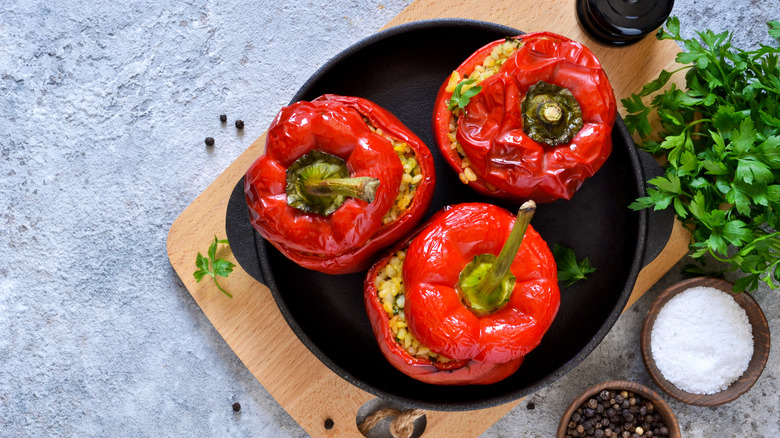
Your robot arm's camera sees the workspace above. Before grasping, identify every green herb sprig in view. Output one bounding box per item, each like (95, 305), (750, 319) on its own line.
(769, 20), (780, 39)
(553, 244), (596, 287)
(193, 236), (236, 298)
(623, 17), (780, 292)
(448, 78), (483, 111)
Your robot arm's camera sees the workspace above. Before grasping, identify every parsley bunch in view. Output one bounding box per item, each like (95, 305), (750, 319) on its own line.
(624, 17), (780, 292)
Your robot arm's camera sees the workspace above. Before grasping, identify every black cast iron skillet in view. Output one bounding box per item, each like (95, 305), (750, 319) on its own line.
(225, 19), (674, 411)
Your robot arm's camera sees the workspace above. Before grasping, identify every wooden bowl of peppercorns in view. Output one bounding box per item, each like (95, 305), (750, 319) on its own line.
(556, 380), (680, 438)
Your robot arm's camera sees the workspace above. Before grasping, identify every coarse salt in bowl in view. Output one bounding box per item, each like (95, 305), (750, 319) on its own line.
(650, 285), (753, 394)
(640, 277), (771, 406)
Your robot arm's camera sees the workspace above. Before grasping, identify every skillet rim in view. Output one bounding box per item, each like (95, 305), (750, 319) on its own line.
(239, 18), (650, 411)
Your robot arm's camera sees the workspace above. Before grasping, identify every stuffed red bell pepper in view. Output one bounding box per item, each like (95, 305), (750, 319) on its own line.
(432, 32), (617, 203)
(245, 94), (435, 274)
(364, 202), (560, 385)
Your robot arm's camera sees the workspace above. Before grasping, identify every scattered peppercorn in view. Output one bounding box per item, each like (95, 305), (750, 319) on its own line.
(220, 114), (227, 123)
(527, 402), (536, 410)
(205, 137), (215, 147)
(232, 402), (241, 412)
(235, 120), (244, 129)
(564, 389), (670, 438)
(324, 418), (334, 430)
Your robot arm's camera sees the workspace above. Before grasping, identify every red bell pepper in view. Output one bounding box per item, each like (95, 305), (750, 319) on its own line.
(432, 32), (617, 203)
(364, 202), (559, 385)
(245, 94), (435, 274)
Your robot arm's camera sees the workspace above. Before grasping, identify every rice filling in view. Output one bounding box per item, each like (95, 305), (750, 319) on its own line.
(445, 38), (523, 185)
(373, 250), (453, 364)
(363, 118), (424, 224)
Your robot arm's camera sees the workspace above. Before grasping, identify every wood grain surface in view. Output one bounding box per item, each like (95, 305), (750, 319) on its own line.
(166, 1), (691, 436)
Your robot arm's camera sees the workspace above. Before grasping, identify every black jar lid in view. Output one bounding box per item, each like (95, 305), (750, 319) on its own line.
(576, 0), (675, 46)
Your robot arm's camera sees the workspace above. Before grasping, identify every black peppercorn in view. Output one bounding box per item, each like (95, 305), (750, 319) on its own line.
(235, 119), (244, 129)
(566, 388), (669, 438)
(232, 402), (241, 412)
(205, 137), (215, 146)
(527, 402), (536, 410)
(220, 114), (227, 123)
(324, 418), (334, 430)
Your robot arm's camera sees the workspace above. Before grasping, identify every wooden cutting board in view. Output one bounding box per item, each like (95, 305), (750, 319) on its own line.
(166, 1), (690, 436)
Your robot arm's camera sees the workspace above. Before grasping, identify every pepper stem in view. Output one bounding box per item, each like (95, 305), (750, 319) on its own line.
(457, 201), (537, 316)
(521, 80), (584, 146)
(286, 150), (380, 216)
(305, 177), (379, 203)
(539, 101), (563, 124)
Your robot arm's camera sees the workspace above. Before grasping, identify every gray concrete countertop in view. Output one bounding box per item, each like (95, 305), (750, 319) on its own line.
(1, 0), (778, 436)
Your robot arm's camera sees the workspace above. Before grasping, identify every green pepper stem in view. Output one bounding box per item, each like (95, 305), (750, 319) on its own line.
(492, 201), (536, 284)
(538, 101), (563, 124)
(305, 177), (380, 203)
(521, 80), (584, 146)
(457, 200), (537, 315)
(286, 150), (381, 216)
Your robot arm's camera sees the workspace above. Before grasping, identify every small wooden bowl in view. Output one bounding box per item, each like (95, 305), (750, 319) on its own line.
(640, 277), (771, 406)
(556, 380), (680, 438)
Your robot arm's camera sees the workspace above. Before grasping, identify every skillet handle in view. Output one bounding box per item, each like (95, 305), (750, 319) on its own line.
(225, 176), (266, 284)
(636, 150), (676, 268)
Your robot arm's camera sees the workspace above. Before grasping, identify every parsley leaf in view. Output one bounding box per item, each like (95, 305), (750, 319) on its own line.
(193, 236), (235, 298)
(447, 78), (483, 110)
(624, 17), (780, 292)
(553, 244), (596, 287)
(769, 21), (780, 40)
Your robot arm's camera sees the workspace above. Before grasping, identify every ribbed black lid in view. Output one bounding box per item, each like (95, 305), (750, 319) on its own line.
(576, 0), (675, 46)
